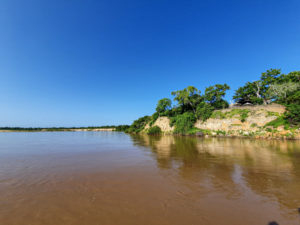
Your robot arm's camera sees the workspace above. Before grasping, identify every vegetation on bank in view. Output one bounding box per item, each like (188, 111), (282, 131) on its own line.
(125, 69), (300, 136)
(0, 125), (127, 132)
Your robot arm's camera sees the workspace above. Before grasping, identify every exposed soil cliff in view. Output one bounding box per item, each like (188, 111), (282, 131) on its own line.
(145, 104), (300, 139)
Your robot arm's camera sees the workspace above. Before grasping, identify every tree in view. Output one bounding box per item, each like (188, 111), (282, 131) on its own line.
(267, 82), (300, 103)
(259, 68), (281, 104)
(155, 98), (172, 116)
(278, 71), (300, 83)
(171, 86), (202, 113)
(233, 69), (283, 105)
(204, 84), (230, 109)
(233, 82), (263, 105)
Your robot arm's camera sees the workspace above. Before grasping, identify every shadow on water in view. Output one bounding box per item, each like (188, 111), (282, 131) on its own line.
(130, 134), (300, 214)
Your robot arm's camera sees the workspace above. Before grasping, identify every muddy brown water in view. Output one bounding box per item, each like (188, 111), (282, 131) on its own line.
(0, 132), (300, 225)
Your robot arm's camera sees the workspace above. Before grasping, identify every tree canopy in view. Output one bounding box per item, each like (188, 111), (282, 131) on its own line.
(156, 98), (172, 116)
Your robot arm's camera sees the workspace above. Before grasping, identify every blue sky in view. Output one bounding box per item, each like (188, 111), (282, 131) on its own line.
(0, 0), (299, 127)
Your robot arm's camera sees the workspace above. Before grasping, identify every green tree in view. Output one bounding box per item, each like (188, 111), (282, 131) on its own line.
(233, 82), (263, 105)
(204, 84), (230, 109)
(259, 68), (281, 104)
(155, 98), (172, 116)
(267, 82), (300, 103)
(233, 69), (283, 105)
(278, 71), (300, 83)
(171, 86), (202, 113)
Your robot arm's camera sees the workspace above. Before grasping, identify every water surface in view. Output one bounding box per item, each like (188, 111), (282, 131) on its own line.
(0, 132), (300, 225)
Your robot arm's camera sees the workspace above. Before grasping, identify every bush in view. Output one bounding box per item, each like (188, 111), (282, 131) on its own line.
(211, 111), (226, 119)
(173, 112), (196, 134)
(196, 102), (214, 121)
(147, 126), (162, 135)
(149, 113), (159, 127)
(127, 116), (151, 133)
(240, 111), (249, 122)
(284, 104), (300, 126)
(265, 116), (288, 128)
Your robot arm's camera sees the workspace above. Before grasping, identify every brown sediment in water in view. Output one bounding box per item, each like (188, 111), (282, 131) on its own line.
(0, 132), (300, 225)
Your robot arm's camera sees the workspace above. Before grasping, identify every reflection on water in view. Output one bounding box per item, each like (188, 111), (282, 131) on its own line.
(131, 135), (300, 215)
(0, 132), (300, 225)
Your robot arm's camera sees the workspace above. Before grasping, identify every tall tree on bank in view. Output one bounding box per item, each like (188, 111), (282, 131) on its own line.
(171, 86), (202, 113)
(156, 98), (172, 116)
(204, 84), (230, 109)
(233, 69), (282, 105)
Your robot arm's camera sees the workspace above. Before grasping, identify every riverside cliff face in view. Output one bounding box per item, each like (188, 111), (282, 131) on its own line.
(145, 104), (300, 139)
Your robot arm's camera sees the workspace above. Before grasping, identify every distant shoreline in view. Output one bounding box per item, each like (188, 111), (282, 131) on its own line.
(0, 128), (116, 132)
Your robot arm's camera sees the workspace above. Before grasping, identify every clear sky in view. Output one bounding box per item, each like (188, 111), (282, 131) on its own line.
(0, 0), (299, 127)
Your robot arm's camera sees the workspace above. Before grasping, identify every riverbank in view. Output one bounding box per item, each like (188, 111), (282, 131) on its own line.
(142, 104), (300, 140)
(0, 127), (116, 132)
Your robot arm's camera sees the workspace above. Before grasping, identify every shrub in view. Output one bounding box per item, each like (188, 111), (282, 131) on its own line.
(250, 123), (257, 128)
(147, 126), (162, 135)
(240, 111), (249, 122)
(127, 116), (151, 133)
(211, 111), (226, 119)
(284, 104), (300, 126)
(265, 116), (288, 128)
(196, 102), (214, 121)
(149, 113), (159, 127)
(173, 112), (196, 134)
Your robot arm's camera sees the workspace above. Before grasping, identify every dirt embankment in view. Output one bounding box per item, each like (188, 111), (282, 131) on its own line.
(145, 104), (300, 139)
(195, 104), (284, 131)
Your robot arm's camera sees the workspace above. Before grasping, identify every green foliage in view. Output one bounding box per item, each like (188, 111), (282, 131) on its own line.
(156, 98), (172, 116)
(186, 127), (202, 135)
(233, 82), (263, 105)
(216, 130), (226, 136)
(265, 116), (288, 128)
(195, 102), (214, 121)
(240, 110), (249, 122)
(204, 84), (230, 109)
(284, 104), (300, 126)
(260, 68), (281, 88)
(250, 123), (257, 128)
(233, 69), (299, 107)
(285, 90), (300, 105)
(211, 109), (249, 122)
(267, 82), (300, 103)
(147, 126), (162, 135)
(127, 116), (151, 133)
(149, 112), (159, 127)
(211, 111), (226, 119)
(171, 86), (202, 113)
(173, 112), (196, 134)
(266, 111), (280, 117)
(115, 125), (130, 132)
(126, 69), (299, 135)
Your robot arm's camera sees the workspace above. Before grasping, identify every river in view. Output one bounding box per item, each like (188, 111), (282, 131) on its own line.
(0, 132), (300, 225)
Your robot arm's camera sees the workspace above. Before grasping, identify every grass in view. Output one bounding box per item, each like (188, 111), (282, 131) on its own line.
(265, 116), (289, 128)
(211, 109), (250, 122)
(266, 111), (280, 117)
